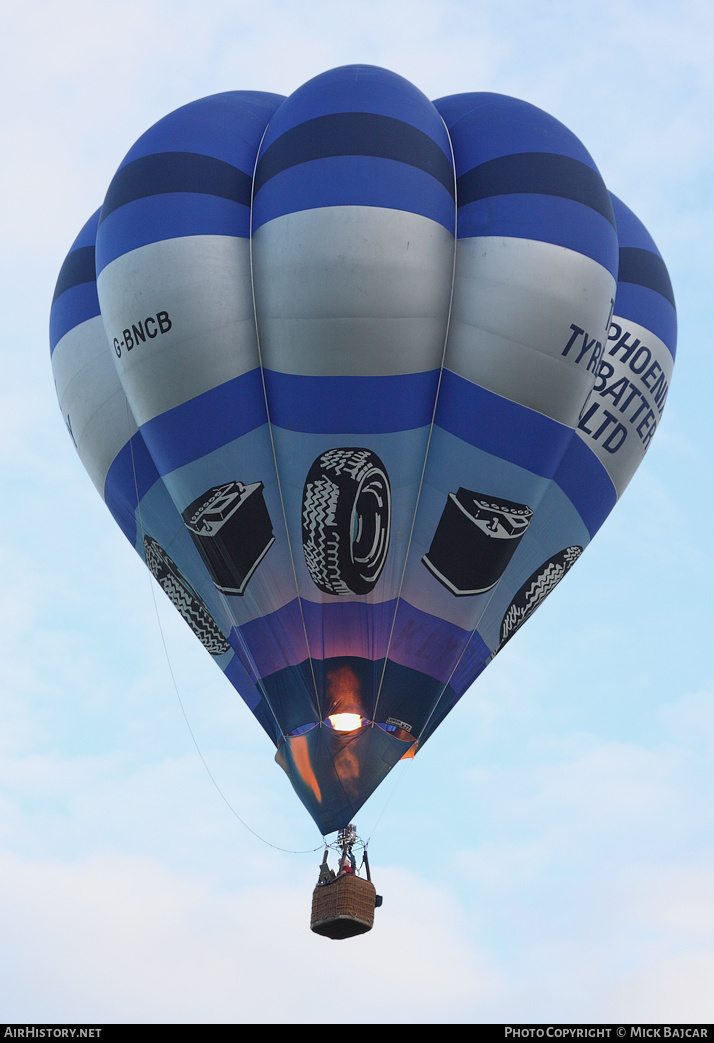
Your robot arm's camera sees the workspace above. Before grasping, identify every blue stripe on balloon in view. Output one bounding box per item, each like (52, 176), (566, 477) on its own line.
(457, 152), (615, 227)
(227, 594), (491, 690)
(456, 193), (618, 276)
(223, 652), (265, 713)
(435, 92), (601, 173)
(448, 632), (491, 696)
(436, 370), (615, 536)
(610, 193), (661, 254)
(613, 283), (677, 360)
(436, 369), (572, 476)
(554, 431), (617, 537)
(95, 194), (250, 273)
(231, 598), (311, 677)
(49, 282), (101, 354)
(254, 112), (454, 198)
(138, 369), (268, 476)
(52, 245), (96, 303)
(117, 92), (285, 170)
(100, 152), (253, 223)
(263, 370), (440, 433)
(260, 65), (452, 156)
(386, 598), (475, 683)
(104, 434), (161, 545)
(618, 247), (675, 308)
(232, 600), (395, 680)
(251, 156), (455, 234)
(303, 599), (396, 662)
(608, 194), (676, 359)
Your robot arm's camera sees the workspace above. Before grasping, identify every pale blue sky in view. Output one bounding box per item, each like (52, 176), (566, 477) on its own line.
(1, 0), (712, 1023)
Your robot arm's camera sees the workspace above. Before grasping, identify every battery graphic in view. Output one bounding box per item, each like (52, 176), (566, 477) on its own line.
(182, 480), (275, 596)
(423, 489), (533, 596)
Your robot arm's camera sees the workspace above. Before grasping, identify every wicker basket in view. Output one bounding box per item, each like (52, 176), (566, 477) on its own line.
(310, 873), (377, 939)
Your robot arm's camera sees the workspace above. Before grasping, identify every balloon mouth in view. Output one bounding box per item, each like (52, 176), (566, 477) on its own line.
(324, 713), (369, 733)
(284, 718), (416, 744)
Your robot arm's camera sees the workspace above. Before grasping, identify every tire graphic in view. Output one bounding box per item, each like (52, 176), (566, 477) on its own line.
(498, 545), (583, 650)
(144, 536), (231, 656)
(302, 448), (391, 596)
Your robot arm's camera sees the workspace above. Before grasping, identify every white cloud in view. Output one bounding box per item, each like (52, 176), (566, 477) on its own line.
(0, 847), (505, 1023)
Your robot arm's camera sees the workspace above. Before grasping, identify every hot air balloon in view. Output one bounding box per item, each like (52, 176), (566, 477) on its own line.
(50, 66), (676, 936)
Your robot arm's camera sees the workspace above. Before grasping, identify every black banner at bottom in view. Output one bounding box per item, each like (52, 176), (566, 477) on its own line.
(0, 1025), (711, 1036)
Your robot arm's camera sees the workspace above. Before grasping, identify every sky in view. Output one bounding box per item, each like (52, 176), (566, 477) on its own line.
(2, 0), (713, 1025)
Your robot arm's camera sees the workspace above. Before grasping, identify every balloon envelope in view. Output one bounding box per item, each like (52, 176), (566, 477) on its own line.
(51, 66), (676, 836)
